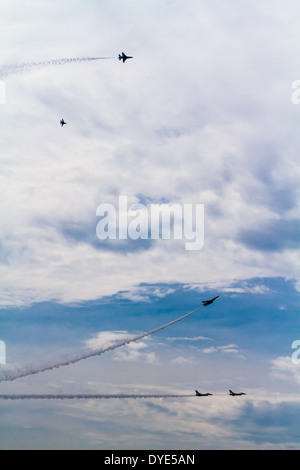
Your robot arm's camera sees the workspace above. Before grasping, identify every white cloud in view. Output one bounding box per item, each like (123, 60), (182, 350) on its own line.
(270, 356), (300, 385)
(84, 331), (135, 351)
(201, 344), (240, 355)
(0, 0), (299, 309)
(116, 286), (175, 303)
(222, 284), (272, 295)
(113, 342), (159, 364)
(171, 356), (189, 365)
(84, 330), (158, 364)
(166, 336), (212, 342)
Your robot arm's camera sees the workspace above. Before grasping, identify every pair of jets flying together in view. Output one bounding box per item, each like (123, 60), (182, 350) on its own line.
(195, 390), (247, 397)
(60, 53), (133, 127)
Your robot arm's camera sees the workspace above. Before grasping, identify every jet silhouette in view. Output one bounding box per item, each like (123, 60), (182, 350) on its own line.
(118, 52), (133, 63)
(202, 296), (219, 307)
(195, 390), (213, 397)
(229, 390), (246, 396)
(60, 119), (67, 127)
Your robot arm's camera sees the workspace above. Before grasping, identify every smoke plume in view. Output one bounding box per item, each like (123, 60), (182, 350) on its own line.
(0, 394), (195, 400)
(0, 307), (201, 383)
(0, 57), (114, 78)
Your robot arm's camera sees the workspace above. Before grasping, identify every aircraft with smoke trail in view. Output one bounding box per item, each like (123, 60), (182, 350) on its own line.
(0, 390), (248, 401)
(195, 390), (213, 397)
(0, 304), (209, 383)
(202, 296), (219, 307)
(118, 52), (133, 63)
(0, 56), (116, 79)
(0, 393), (195, 401)
(229, 390), (246, 396)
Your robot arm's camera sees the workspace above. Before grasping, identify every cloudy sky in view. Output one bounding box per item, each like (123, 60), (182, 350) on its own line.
(0, 0), (299, 450)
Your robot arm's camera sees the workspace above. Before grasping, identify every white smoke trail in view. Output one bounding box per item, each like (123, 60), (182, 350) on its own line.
(0, 306), (202, 383)
(0, 57), (114, 79)
(0, 394), (195, 401)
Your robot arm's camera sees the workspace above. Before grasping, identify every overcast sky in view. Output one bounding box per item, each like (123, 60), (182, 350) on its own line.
(0, 0), (300, 450)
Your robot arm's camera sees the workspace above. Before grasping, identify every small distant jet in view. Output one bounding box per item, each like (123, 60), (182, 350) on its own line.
(195, 390), (213, 397)
(60, 119), (67, 127)
(202, 296), (219, 307)
(229, 390), (246, 396)
(118, 52), (133, 63)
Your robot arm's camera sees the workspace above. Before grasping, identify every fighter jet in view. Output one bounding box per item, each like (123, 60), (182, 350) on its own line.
(229, 390), (246, 396)
(118, 52), (133, 63)
(60, 119), (67, 127)
(202, 296), (219, 307)
(195, 390), (213, 397)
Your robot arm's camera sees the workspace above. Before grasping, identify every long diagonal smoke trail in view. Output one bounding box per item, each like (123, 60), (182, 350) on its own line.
(0, 394), (195, 401)
(0, 57), (114, 79)
(0, 307), (202, 383)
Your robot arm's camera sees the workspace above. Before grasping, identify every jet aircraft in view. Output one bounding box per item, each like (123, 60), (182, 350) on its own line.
(202, 296), (219, 307)
(195, 390), (213, 397)
(229, 390), (246, 396)
(60, 119), (67, 127)
(118, 52), (133, 63)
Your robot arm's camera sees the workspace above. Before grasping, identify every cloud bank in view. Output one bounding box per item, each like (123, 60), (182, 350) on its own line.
(0, 0), (299, 308)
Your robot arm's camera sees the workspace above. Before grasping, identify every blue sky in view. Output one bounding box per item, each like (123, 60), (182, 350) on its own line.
(0, 278), (299, 449)
(0, 0), (300, 450)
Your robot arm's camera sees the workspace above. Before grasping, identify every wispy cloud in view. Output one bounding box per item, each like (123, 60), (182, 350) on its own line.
(270, 356), (300, 385)
(1, 0), (299, 451)
(0, 0), (299, 308)
(84, 331), (158, 363)
(201, 344), (240, 355)
(166, 336), (212, 342)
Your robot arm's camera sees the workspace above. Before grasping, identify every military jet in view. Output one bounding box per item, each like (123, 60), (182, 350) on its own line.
(118, 52), (133, 63)
(202, 296), (219, 307)
(60, 119), (67, 127)
(195, 390), (213, 397)
(229, 390), (246, 396)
